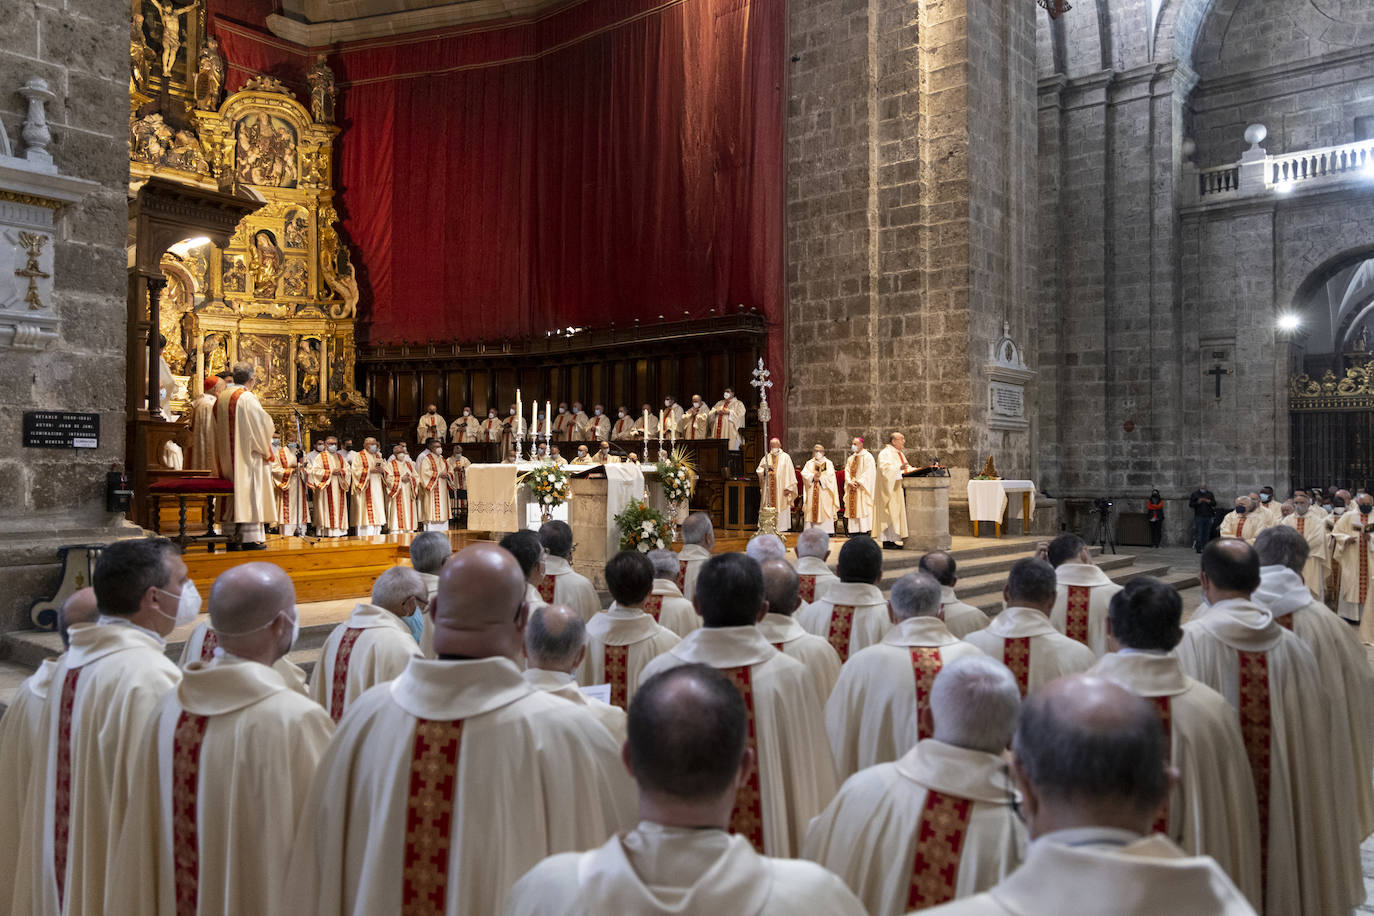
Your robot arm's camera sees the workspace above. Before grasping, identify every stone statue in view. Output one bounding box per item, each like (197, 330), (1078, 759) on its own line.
(195, 35), (224, 110)
(148, 0), (198, 80)
(307, 54), (336, 124)
(248, 229), (284, 298)
(131, 12), (156, 92)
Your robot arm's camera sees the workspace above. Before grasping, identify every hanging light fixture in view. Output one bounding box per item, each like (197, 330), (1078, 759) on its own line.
(1038, 0), (1071, 18)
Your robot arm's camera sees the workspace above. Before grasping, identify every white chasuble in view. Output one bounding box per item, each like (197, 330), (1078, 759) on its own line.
(270, 447), (308, 530)
(1254, 565), (1374, 840)
(756, 450), (797, 532)
(940, 587), (990, 639)
(873, 445), (910, 541)
(382, 456), (418, 532)
(0, 658), (56, 915)
(963, 606), (1095, 697)
(506, 822), (866, 916)
(416, 413), (446, 444)
(348, 449), (388, 533)
(307, 603), (421, 722)
(177, 622), (309, 696)
(755, 613), (841, 702)
(415, 451), (452, 525)
(680, 405), (709, 440)
(187, 393), (217, 471)
(278, 657), (636, 915)
(1281, 512), (1331, 601)
(521, 668), (627, 743)
(804, 740), (1026, 916)
(796, 581), (890, 664)
(794, 556), (840, 605)
(644, 579), (700, 638)
(22, 623), (181, 916)
(800, 457), (840, 530)
(535, 556), (601, 622)
(212, 385), (277, 526)
(1219, 510), (1267, 543)
(843, 450), (876, 532)
(639, 626), (838, 858)
(108, 656), (333, 916)
(580, 606), (680, 710)
(709, 397), (746, 449)
(306, 451), (349, 534)
(1049, 562), (1123, 658)
(1175, 598), (1361, 915)
(1089, 651), (1262, 906)
(1331, 509), (1374, 630)
(825, 616), (984, 778)
(677, 543), (712, 602)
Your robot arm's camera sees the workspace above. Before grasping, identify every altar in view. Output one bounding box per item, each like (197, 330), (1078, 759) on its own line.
(967, 479), (1036, 537)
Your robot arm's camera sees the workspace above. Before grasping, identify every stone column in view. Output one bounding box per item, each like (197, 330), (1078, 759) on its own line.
(902, 477), (951, 551)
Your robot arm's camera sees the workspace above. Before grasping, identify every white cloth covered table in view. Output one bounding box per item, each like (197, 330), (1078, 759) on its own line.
(967, 479), (1036, 536)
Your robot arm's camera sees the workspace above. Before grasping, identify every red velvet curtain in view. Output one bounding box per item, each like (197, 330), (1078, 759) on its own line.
(210, 0), (785, 421)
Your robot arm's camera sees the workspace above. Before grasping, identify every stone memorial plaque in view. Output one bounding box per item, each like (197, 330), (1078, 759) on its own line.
(23, 411), (99, 449)
(989, 381), (1025, 418)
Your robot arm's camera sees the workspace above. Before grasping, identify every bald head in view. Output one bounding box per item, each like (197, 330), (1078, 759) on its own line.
(210, 563), (295, 634)
(58, 587), (99, 648)
(432, 543), (528, 660)
(524, 604), (587, 672)
(795, 527), (830, 560)
(760, 558), (801, 617)
(1012, 675), (1168, 838)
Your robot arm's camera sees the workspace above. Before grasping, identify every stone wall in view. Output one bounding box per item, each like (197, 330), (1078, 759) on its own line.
(0, 0), (132, 631)
(785, 0), (1037, 477)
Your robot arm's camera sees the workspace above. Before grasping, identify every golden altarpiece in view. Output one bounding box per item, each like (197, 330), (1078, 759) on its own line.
(129, 0), (364, 447)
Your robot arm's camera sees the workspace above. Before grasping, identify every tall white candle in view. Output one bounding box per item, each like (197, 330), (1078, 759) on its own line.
(516, 389), (522, 436)
(531, 401), (537, 439)
(545, 401), (551, 439)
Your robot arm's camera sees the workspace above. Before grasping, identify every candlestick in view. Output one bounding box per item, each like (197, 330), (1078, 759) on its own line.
(516, 389), (522, 437)
(545, 401), (551, 439)
(530, 401), (537, 441)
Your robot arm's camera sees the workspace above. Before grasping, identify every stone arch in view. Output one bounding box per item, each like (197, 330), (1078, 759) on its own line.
(1152, 0), (1215, 68)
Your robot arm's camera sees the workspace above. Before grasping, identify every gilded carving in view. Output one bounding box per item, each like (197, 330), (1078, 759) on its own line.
(222, 253), (246, 293)
(284, 210), (308, 249)
(1290, 360), (1374, 409)
(282, 259), (308, 298)
(296, 338), (321, 403)
(235, 112), (298, 188)
(194, 35), (224, 111)
(307, 55), (336, 125)
(248, 229), (283, 298)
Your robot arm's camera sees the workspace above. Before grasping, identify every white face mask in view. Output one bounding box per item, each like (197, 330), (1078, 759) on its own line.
(367, 444), (378, 453)
(463, 410), (470, 416)
(851, 444), (860, 453)
(578, 451), (588, 458)
(558, 407), (567, 414)
(594, 408), (602, 415)
(770, 447), (780, 456)
(489, 412), (496, 419)
(664, 399), (672, 407)
(814, 452), (824, 461)
(327, 444), (338, 453)
(692, 400), (701, 408)
(1295, 503), (1309, 516)
(723, 392), (732, 400)
(1260, 494), (1271, 503)
(618, 411), (626, 418)
(155, 580), (202, 627)
(509, 408), (516, 416)
(271, 439), (280, 448)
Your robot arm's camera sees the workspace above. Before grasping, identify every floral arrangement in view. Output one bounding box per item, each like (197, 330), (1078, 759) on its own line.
(519, 462), (573, 508)
(614, 499), (672, 552)
(654, 447), (697, 503)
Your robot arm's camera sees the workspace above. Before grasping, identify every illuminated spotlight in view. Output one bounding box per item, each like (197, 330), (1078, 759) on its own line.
(1277, 314), (1301, 331)
(1274, 181), (1294, 195)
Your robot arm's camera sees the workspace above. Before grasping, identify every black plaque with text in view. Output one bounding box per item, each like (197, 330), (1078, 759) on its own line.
(23, 411), (100, 449)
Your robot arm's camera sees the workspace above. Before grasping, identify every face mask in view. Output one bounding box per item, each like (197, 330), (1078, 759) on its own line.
(155, 580), (202, 627)
(428, 409), (436, 415)
(367, 444), (378, 453)
(1260, 494), (1271, 503)
(723, 392), (732, 400)
(664, 399), (672, 407)
(327, 444), (338, 453)
(770, 447), (780, 455)
(618, 411), (626, 418)
(1235, 506), (1246, 515)
(594, 408), (602, 416)
(489, 412), (496, 419)
(1362, 505), (1373, 515)
(558, 407), (566, 414)
(851, 444), (860, 453)
(814, 453), (824, 461)
(578, 451), (588, 458)
(692, 401), (701, 408)
(509, 409), (516, 416)
(1295, 504), (1308, 516)
(271, 439), (280, 448)
(463, 410), (470, 416)
(286, 444), (298, 452)
(402, 604), (425, 643)
(432, 446), (442, 455)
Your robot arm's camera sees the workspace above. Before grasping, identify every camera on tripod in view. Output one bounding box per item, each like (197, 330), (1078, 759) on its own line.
(1092, 497), (1113, 515)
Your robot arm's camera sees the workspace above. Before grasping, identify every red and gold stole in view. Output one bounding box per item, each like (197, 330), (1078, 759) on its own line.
(52, 668), (82, 909)
(171, 711), (211, 916)
(328, 627), (365, 722)
(905, 790), (974, 909)
(604, 645), (630, 709)
(911, 648), (943, 741)
(719, 664), (765, 851)
(402, 719), (464, 913)
(1002, 637), (1031, 696)
(798, 574), (817, 604)
(826, 605), (856, 663)
(537, 575), (556, 603)
(1237, 651), (1273, 887)
(199, 629), (219, 661)
(642, 595), (663, 622)
(675, 559), (689, 591)
(1064, 585), (1091, 645)
(1149, 696), (1172, 835)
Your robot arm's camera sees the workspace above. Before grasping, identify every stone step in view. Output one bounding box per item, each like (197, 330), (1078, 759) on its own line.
(0, 659), (37, 716)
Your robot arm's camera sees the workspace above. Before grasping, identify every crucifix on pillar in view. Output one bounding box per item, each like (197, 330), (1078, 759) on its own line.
(1205, 364), (1232, 399)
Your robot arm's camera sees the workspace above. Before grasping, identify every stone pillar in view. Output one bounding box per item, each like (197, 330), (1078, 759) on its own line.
(786, 0), (1038, 476)
(901, 477), (951, 551)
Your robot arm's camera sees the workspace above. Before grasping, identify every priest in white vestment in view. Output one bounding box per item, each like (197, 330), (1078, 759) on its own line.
(639, 553), (838, 858)
(581, 552), (681, 709)
(0, 590), (97, 916)
(278, 543), (636, 916)
(348, 438), (388, 536)
(17, 540), (186, 916)
(873, 432), (912, 547)
(798, 536), (889, 663)
(1046, 533), (1122, 657)
(918, 551), (990, 638)
(415, 438), (452, 532)
(187, 375), (222, 471)
(449, 408), (481, 443)
(756, 440), (798, 532)
(177, 619), (309, 695)
(109, 564), (333, 916)
(806, 657), (1025, 915)
(678, 512), (715, 601)
(505, 664), (865, 916)
(1254, 526), (1374, 841)
(756, 559), (842, 701)
(922, 676), (1256, 916)
(793, 527), (840, 604)
(523, 605), (627, 742)
(535, 520), (601, 621)
(843, 438), (876, 535)
(1219, 496), (1266, 543)
(1174, 538), (1360, 915)
(270, 440), (308, 536)
(1090, 576), (1262, 904)
(416, 404), (446, 445)
(612, 407), (637, 440)
(212, 363), (277, 546)
(585, 405), (613, 442)
(680, 395), (710, 439)
(1279, 493), (1330, 601)
(647, 550), (702, 637)
(481, 408), (504, 442)
(800, 445), (840, 532)
(964, 558), (1095, 696)
(306, 439), (349, 537)
(308, 567), (424, 721)
(1331, 493), (1374, 640)
(447, 445), (472, 518)
(708, 389), (746, 449)
(383, 445), (419, 533)
(825, 571), (984, 778)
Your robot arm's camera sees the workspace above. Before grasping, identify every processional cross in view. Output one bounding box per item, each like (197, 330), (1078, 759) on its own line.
(1206, 364), (1232, 399)
(751, 359), (777, 535)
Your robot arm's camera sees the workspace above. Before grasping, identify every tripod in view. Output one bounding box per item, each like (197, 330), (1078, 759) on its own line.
(1086, 503), (1117, 555)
